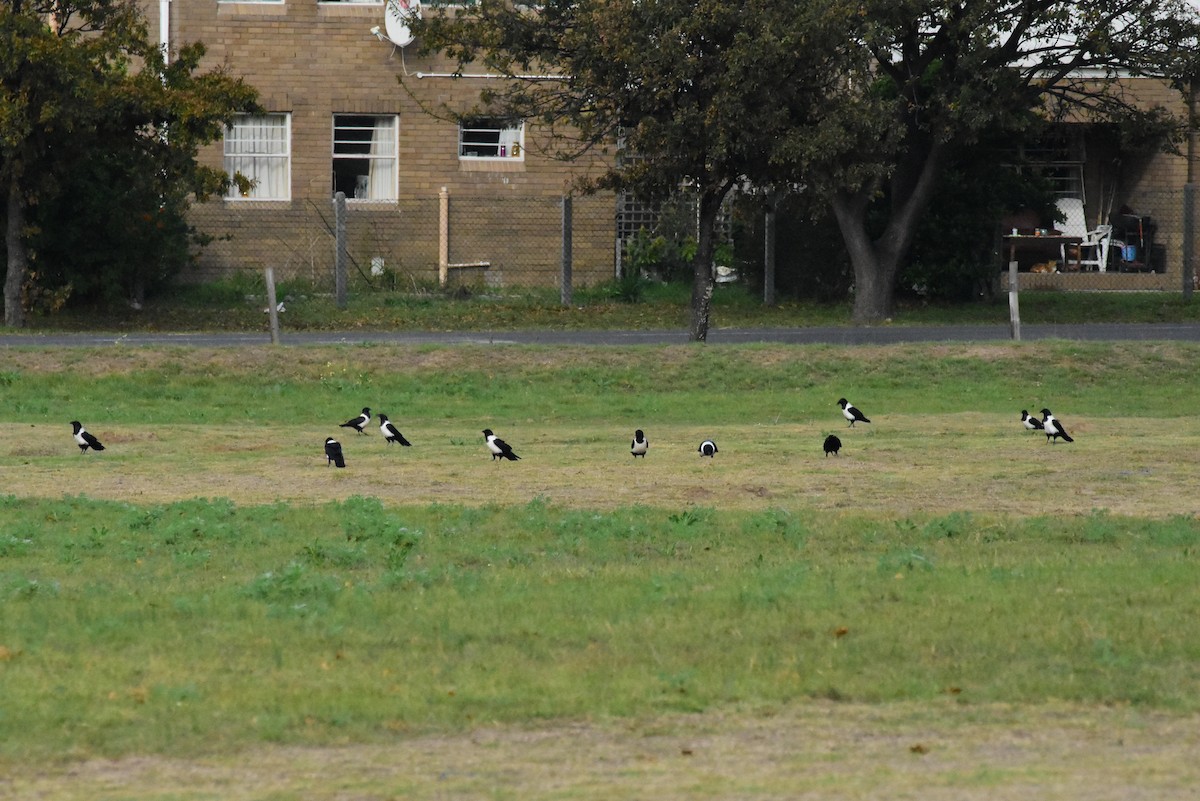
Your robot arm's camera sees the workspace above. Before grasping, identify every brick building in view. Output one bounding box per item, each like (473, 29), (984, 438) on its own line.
(145, 0), (619, 290)
(144, 2), (1196, 292)
(1009, 75), (1197, 291)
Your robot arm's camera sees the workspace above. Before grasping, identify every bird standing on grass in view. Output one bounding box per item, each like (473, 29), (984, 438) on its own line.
(823, 434), (842, 456)
(324, 437), (346, 468)
(698, 439), (718, 457)
(340, 407), (371, 435)
(1021, 410), (1044, 432)
(483, 429), (520, 461)
(1040, 409), (1074, 444)
(630, 429), (649, 458)
(70, 421), (105, 453)
(379, 414), (412, 446)
(837, 398), (871, 427)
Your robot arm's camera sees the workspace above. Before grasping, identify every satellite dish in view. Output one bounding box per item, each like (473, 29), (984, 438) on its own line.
(384, 0), (422, 48)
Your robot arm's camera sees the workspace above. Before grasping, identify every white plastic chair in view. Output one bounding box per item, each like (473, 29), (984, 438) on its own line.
(1056, 197), (1112, 272)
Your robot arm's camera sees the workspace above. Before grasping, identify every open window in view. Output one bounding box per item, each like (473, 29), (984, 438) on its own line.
(459, 118), (524, 160)
(332, 114), (398, 201)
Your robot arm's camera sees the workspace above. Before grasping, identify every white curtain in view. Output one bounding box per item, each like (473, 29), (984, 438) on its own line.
(225, 115), (289, 200)
(367, 116), (397, 200)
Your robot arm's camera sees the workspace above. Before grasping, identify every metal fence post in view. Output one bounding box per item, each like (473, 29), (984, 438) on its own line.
(763, 197), (777, 306)
(1184, 184), (1195, 300)
(438, 187), (450, 288)
(334, 191), (348, 309)
(561, 195), (573, 306)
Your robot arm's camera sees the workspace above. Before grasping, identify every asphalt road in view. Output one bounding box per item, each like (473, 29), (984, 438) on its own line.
(2, 322), (1200, 348)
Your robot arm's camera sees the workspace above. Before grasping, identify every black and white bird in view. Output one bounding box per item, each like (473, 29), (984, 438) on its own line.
(630, 429), (649, 458)
(698, 439), (718, 457)
(823, 434), (842, 457)
(70, 421), (105, 453)
(379, 414), (412, 446)
(340, 407), (371, 435)
(324, 437), (346, 468)
(483, 428), (520, 461)
(837, 398), (871, 427)
(1021, 410), (1044, 432)
(1040, 408), (1074, 444)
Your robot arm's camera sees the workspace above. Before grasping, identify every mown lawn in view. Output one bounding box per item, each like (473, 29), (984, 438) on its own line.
(1, 341), (1199, 800)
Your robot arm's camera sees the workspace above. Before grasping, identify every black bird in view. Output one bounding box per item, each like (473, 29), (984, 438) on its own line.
(324, 437), (346, 468)
(379, 414), (412, 446)
(340, 407), (371, 435)
(1040, 408), (1074, 444)
(483, 428), (520, 461)
(837, 398), (871, 427)
(823, 434), (842, 456)
(70, 421), (105, 453)
(630, 429), (649, 458)
(1021, 410), (1044, 432)
(698, 439), (718, 457)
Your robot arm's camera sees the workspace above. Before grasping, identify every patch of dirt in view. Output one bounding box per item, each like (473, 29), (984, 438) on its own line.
(5, 703), (1198, 801)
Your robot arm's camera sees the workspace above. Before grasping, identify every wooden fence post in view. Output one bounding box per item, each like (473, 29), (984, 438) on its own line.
(264, 266), (281, 345)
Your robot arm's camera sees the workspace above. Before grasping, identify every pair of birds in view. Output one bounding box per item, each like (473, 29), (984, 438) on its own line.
(324, 407), (413, 468)
(821, 397), (868, 457)
(631, 430), (718, 458)
(339, 407), (411, 445)
(1021, 408), (1074, 443)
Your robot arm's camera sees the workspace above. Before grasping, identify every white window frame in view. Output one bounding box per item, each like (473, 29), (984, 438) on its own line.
(224, 113), (291, 201)
(332, 114), (399, 202)
(458, 118), (524, 161)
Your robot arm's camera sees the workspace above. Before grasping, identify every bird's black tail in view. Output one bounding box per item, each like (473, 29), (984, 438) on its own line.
(398, 435), (412, 447)
(333, 453), (346, 468)
(1060, 432), (1074, 443)
(503, 452), (520, 461)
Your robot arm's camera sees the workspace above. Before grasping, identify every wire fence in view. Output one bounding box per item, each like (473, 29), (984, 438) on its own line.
(1003, 188), (1194, 292)
(186, 193), (620, 294)
(184, 186), (1197, 297)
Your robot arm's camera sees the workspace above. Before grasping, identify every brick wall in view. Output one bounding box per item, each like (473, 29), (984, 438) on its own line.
(145, 0), (616, 284)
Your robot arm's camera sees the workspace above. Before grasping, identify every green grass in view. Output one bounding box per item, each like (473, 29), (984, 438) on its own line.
(3, 342), (1200, 798)
(2, 495), (1198, 764)
(16, 278), (1200, 333)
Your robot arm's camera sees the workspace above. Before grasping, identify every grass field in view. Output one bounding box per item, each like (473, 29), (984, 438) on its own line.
(2, 341), (1200, 800)
(16, 280), (1200, 333)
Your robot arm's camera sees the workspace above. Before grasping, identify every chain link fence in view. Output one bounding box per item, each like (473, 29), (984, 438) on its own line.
(186, 193), (620, 294)
(184, 186), (1196, 298)
(1003, 188), (1195, 292)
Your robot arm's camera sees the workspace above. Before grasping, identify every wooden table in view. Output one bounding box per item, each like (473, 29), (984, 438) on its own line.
(1002, 234), (1084, 272)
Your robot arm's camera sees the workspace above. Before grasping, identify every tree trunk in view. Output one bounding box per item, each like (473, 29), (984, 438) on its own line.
(688, 188), (729, 342)
(832, 140), (948, 325)
(4, 177), (28, 329)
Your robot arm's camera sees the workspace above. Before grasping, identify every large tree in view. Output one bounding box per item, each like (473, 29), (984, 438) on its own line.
(412, 0), (859, 341)
(813, 0), (1200, 323)
(0, 0), (256, 327)
(415, 0), (1200, 328)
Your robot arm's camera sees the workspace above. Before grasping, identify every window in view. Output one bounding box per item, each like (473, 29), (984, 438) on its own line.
(332, 115), (398, 201)
(225, 114), (290, 200)
(459, 118), (524, 160)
